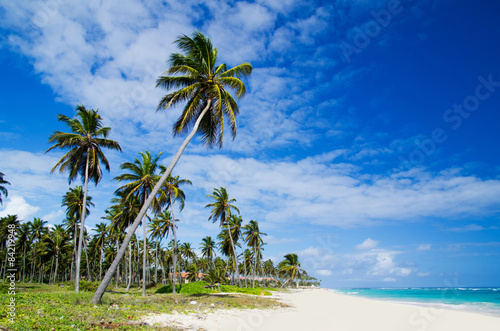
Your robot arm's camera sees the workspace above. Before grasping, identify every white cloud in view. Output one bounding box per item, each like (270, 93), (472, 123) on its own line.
(356, 238), (379, 250)
(417, 272), (431, 277)
(0, 195), (40, 220)
(316, 269), (332, 276)
(417, 244), (431, 251)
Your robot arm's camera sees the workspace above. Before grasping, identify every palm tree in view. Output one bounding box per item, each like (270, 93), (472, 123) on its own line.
(93, 222), (108, 281)
(61, 186), (94, 280)
(46, 105), (121, 293)
(206, 187), (240, 286)
(200, 236), (216, 267)
(27, 218), (48, 282)
(93, 31), (252, 304)
(158, 173), (191, 294)
(114, 150), (163, 297)
(0, 172), (10, 205)
(148, 211), (175, 284)
(45, 227), (70, 284)
(278, 253), (307, 290)
(243, 220), (267, 288)
(17, 222), (30, 282)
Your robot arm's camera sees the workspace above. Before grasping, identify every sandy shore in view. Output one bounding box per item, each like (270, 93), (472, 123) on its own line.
(143, 288), (500, 330)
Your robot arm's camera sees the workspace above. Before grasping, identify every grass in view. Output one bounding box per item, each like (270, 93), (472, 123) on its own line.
(0, 282), (284, 330)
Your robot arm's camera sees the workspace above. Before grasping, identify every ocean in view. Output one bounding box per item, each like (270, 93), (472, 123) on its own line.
(332, 288), (500, 316)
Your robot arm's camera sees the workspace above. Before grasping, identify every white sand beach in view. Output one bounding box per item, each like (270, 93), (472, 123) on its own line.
(143, 288), (500, 331)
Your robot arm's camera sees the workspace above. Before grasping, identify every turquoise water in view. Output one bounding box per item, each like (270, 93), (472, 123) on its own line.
(333, 288), (500, 315)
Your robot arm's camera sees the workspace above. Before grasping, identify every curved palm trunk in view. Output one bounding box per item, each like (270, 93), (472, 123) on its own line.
(142, 192), (147, 297)
(75, 152), (90, 293)
(92, 101), (212, 304)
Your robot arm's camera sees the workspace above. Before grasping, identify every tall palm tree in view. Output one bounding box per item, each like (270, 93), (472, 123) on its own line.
(278, 253), (307, 290)
(17, 222), (30, 282)
(47, 105), (121, 292)
(93, 31), (252, 304)
(45, 227), (70, 284)
(27, 218), (48, 282)
(61, 186), (94, 280)
(158, 173), (191, 294)
(114, 150), (163, 297)
(206, 187), (240, 286)
(148, 212), (175, 284)
(200, 236), (216, 267)
(243, 220), (267, 288)
(0, 172), (10, 205)
(93, 222), (108, 281)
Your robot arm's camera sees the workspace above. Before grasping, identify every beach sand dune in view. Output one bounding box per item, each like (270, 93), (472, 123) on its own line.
(143, 289), (500, 331)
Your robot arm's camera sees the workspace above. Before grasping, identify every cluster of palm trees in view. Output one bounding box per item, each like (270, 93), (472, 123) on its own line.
(0, 31), (319, 304)
(0, 194), (318, 289)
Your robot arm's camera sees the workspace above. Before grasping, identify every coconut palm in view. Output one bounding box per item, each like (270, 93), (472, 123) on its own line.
(148, 211), (175, 284)
(93, 31), (251, 304)
(45, 227), (70, 284)
(47, 105), (121, 292)
(158, 173), (191, 293)
(93, 222), (108, 280)
(200, 236), (216, 267)
(61, 186), (94, 280)
(114, 150), (164, 296)
(206, 187), (240, 285)
(243, 220), (267, 288)
(278, 253), (307, 290)
(0, 172), (10, 205)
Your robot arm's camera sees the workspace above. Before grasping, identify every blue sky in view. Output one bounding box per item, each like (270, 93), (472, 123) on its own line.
(1, 0), (500, 288)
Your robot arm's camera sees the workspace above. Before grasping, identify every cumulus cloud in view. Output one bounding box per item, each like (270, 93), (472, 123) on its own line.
(356, 238), (379, 250)
(0, 195), (40, 220)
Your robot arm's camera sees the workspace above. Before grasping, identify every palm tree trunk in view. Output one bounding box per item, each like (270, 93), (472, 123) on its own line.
(92, 101), (212, 304)
(126, 242), (132, 291)
(84, 241), (91, 282)
(155, 240), (159, 284)
(100, 248), (103, 281)
(226, 222), (240, 287)
(71, 220), (77, 281)
(75, 152), (90, 293)
(253, 245), (257, 288)
(54, 254), (59, 285)
(170, 194), (178, 294)
(22, 243), (26, 282)
(142, 189), (148, 297)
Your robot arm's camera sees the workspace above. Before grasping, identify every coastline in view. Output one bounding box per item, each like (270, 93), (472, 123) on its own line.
(143, 288), (500, 330)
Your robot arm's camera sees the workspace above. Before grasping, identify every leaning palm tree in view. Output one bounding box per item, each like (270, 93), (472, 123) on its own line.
(46, 105), (121, 293)
(243, 220), (267, 288)
(206, 187), (241, 286)
(278, 253), (307, 290)
(0, 172), (10, 205)
(92, 31), (252, 304)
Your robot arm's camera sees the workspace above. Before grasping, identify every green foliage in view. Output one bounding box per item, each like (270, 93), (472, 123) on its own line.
(66, 280), (100, 292)
(0, 283), (281, 331)
(154, 281), (273, 296)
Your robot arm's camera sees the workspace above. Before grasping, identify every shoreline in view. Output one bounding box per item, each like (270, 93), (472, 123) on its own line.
(143, 288), (500, 330)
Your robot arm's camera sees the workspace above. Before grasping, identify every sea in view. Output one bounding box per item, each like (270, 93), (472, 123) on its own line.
(332, 288), (500, 316)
